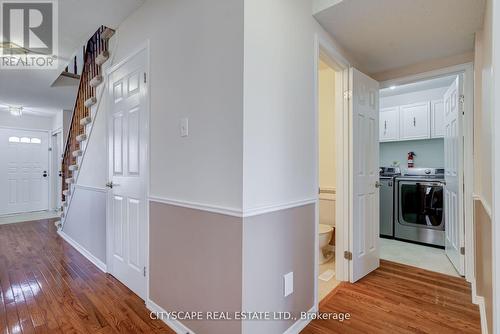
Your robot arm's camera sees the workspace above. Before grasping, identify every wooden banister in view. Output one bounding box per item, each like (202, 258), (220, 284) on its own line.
(61, 26), (111, 202)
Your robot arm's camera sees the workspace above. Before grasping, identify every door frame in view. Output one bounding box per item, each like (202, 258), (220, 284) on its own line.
(379, 62), (475, 282)
(0, 126), (51, 215)
(314, 33), (350, 307)
(105, 41), (151, 300)
(50, 128), (63, 212)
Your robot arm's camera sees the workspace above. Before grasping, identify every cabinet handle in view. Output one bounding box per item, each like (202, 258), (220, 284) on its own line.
(413, 117), (416, 126)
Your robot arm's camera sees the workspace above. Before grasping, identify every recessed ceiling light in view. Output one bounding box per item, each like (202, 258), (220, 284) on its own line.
(390, 85), (397, 90)
(9, 106), (23, 117)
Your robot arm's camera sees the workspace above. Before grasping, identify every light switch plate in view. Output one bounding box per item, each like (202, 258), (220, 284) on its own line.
(283, 272), (293, 297)
(180, 118), (189, 137)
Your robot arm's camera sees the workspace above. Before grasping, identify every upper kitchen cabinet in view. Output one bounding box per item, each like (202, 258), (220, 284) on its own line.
(431, 99), (445, 138)
(379, 107), (399, 142)
(399, 102), (431, 140)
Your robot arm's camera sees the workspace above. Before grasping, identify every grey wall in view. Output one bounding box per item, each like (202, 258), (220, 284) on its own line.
(62, 186), (107, 263)
(149, 201), (243, 334)
(242, 204), (315, 334)
(380, 138), (444, 169)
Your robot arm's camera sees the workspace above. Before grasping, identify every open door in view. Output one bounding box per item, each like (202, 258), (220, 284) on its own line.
(349, 67), (380, 282)
(444, 75), (465, 276)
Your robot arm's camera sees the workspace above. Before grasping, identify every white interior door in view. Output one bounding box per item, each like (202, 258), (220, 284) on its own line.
(0, 128), (49, 215)
(107, 49), (148, 299)
(444, 75), (464, 275)
(349, 68), (380, 282)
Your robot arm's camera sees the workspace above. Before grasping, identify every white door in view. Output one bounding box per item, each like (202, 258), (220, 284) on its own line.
(431, 99), (445, 138)
(0, 128), (49, 215)
(379, 107), (399, 142)
(107, 49), (148, 299)
(444, 76), (464, 275)
(349, 67), (380, 282)
(399, 102), (431, 140)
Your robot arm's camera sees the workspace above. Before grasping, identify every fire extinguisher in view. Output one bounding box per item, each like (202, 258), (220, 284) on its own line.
(407, 151), (416, 168)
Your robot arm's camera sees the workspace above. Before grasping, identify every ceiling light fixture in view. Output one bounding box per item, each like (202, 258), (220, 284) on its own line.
(9, 106), (23, 117)
(389, 85), (396, 90)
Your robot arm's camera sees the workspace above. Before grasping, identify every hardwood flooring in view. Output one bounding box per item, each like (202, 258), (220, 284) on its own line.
(0, 219), (481, 334)
(303, 260), (481, 334)
(0, 219), (174, 334)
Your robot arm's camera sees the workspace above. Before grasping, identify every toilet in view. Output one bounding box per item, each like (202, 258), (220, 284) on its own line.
(319, 224), (334, 264)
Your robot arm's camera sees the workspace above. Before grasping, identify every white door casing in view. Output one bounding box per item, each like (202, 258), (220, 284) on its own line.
(107, 49), (148, 299)
(349, 67), (380, 282)
(444, 75), (465, 276)
(0, 128), (49, 215)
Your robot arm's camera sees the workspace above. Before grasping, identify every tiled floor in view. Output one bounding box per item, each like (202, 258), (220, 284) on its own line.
(0, 210), (60, 225)
(380, 238), (460, 277)
(318, 258), (341, 301)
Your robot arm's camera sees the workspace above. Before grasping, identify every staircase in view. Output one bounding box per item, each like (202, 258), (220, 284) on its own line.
(58, 26), (114, 228)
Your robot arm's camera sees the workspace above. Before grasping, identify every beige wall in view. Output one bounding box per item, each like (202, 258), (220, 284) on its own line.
(473, 0), (494, 332)
(149, 202), (243, 334)
(318, 61), (336, 190)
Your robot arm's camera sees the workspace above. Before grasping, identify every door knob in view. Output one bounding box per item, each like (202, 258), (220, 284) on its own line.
(375, 181), (382, 188)
(105, 181), (114, 189)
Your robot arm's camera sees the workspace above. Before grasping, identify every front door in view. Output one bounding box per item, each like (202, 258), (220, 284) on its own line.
(444, 75), (465, 276)
(107, 49), (148, 299)
(0, 128), (49, 215)
(349, 67), (380, 282)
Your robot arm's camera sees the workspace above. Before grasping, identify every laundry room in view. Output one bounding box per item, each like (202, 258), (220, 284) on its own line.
(378, 74), (461, 277)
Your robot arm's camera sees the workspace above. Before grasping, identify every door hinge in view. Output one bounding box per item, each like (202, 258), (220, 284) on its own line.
(459, 94), (465, 114)
(460, 246), (465, 255)
(344, 251), (352, 261)
(143, 72), (147, 83)
(143, 266), (147, 277)
(343, 90), (352, 100)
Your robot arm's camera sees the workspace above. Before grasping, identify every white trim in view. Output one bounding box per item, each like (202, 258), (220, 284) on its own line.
(242, 198), (317, 217)
(314, 32), (351, 314)
(283, 305), (318, 334)
(57, 230), (107, 272)
(146, 299), (195, 334)
(74, 184), (107, 193)
(472, 279), (489, 334)
(148, 195), (317, 218)
(473, 194), (492, 218)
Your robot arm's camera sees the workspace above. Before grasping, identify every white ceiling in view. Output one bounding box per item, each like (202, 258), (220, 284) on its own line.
(314, 0), (486, 75)
(0, 0), (144, 118)
(379, 75), (456, 97)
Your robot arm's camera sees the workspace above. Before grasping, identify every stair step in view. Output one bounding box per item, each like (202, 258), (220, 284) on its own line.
(80, 116), (92, 126)
(68, 164), (79, 171)
(62, 201), (68, 207)
(84, 97), (97, 108)
(76, 134), (87, 142)
(89, 74), (103, 87)
(95, 51), (109, 66)
(72, 149), (82, 158)
(65, 177), (74, 184)
(62, 189), (71, 196)
(101, 27), (115, 40)
(60, 212), (65, 218)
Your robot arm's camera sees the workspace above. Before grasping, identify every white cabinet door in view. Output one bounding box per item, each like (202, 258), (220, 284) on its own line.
(379, 107), (399, 142)
(431, 99), (445, 138)
(400, 102), (430, 140)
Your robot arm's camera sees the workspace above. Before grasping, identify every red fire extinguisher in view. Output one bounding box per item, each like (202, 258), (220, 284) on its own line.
(407, 151), (416, 168)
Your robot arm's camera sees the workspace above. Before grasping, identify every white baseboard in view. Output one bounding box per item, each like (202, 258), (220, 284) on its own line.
(146, 299), (196, 334)
(57, 230), (107, 273)
(471, 279), (489, 334)
(283, 305), (318, 334)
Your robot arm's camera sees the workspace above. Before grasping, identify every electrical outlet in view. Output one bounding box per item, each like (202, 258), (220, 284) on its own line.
(283, 272), (293, 297)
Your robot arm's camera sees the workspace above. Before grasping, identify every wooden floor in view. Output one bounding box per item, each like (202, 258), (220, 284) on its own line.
(303, 260), (481, 334)
(0, 220), (481, 334)
(0, 219), (174, 334)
